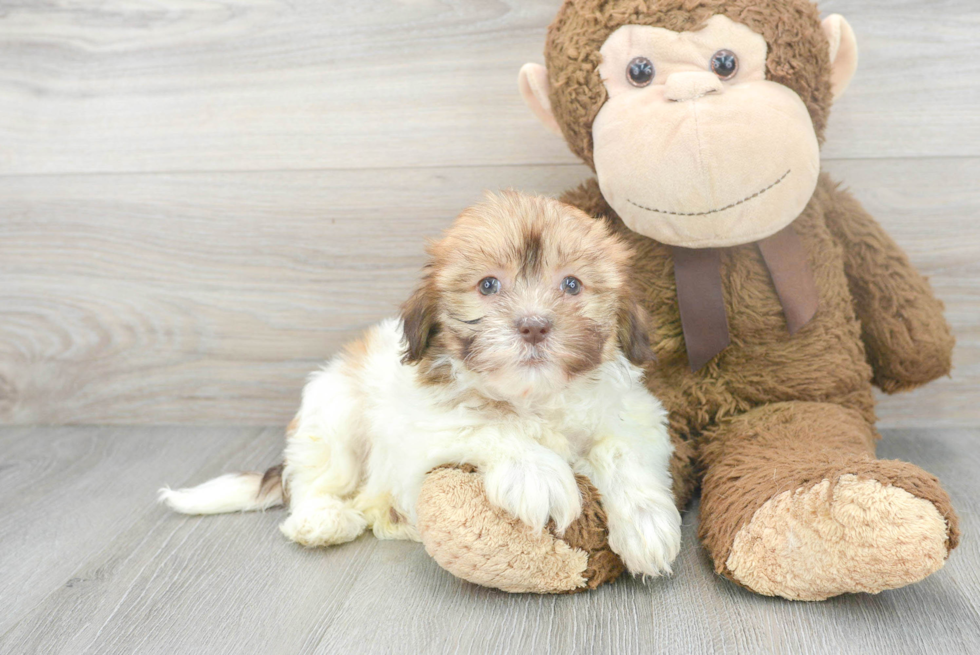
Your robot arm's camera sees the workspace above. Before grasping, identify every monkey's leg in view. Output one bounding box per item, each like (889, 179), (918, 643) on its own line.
(416, 466), (624, 593)
(413, 439), (695, 593)
(668, 427), (698, 510)
(698, 401), (959, 601)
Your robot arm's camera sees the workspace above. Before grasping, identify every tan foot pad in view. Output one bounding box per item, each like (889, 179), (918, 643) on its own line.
(726, 474), (949, 601)
(416, 466), (624, 594)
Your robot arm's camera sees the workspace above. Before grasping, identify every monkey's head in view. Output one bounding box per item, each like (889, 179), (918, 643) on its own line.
(519, 0), (857, 248)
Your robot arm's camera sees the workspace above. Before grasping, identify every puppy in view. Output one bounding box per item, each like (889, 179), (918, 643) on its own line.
(161, 191), (682, 577)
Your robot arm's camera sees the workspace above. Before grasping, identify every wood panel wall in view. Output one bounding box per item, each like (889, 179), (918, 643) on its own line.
(1, 0), (977, 426)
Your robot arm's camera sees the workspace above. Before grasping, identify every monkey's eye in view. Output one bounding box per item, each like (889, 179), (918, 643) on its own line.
(478, 277), (501, 296)
(626, 57), (655, 87)
(560, 276), (583, 296)
(710, 50), (738, 80)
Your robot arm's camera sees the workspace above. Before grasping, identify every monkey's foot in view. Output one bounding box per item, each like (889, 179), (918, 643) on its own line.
(726, 471), (954, 601)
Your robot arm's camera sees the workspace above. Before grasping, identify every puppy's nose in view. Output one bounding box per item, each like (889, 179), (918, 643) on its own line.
(517, 316), (552, 345)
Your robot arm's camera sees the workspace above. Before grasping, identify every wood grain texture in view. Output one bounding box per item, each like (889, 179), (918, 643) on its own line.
(0, 425), (282, 634)
(1, 159), (978, 426)
(0, 426), (978, 654)
(1, 0), (978, 425)
(0, 0), (978, 177)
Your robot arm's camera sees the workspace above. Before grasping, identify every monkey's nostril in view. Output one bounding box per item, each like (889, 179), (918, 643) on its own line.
(664, 71), (725, 102)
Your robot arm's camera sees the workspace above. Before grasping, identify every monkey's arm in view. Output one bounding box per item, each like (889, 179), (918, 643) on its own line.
(822, 177), (954, 393)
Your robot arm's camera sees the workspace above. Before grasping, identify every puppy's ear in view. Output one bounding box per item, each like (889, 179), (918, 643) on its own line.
(401, 281), (440, 364)
(617, 298), (655, 366)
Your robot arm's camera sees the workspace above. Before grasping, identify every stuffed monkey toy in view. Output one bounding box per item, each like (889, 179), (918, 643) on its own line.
(415, 0), (959, 601)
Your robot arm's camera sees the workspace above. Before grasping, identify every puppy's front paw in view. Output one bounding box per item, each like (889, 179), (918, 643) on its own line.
(483, 452), (582, 533)
(608, 499), (682, 577)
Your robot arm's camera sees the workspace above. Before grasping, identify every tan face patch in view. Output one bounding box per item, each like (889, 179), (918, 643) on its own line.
(592, 15), (821, 248)
(536, 0), (835, 169)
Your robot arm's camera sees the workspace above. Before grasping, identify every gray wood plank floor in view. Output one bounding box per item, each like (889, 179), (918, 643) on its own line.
(1, 426), (978, 654)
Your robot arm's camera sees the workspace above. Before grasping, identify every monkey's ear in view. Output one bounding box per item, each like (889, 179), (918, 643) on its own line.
(617, 299), (655, 366)
(400, 283), (440, 364)
(518, 63), (563, 137)
(822, 15), (858, 101)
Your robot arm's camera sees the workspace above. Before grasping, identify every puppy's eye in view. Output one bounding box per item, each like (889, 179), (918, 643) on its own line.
(560, 276), (583, 296)
(626, 57), (654, 87)
(478, 277), (501, 296)
(710, 50), (738, 80)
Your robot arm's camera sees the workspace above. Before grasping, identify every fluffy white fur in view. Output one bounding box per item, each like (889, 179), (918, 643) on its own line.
(161, 193), (682, 577)
(160, 473), (282, 515)
(162, 318), (681, 576)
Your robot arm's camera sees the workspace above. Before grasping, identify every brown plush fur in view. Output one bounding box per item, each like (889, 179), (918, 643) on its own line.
(698, 402), (959, 586)
(418, 465), (625, 593)
(558, 472), (627, 591)
(551, 0), (957, 597)
(823, 186), (956, 392)
(562, 174), (959, 569)
(416, 0), (957, 598)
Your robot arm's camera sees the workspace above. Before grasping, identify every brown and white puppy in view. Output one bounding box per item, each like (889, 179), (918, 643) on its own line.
(161, 192), (682, 577)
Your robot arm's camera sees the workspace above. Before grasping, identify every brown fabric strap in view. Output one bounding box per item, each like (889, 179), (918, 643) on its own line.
(672, 223), (818, 371)
(757, 224), (819, 335)
(672, 246), (730, 371)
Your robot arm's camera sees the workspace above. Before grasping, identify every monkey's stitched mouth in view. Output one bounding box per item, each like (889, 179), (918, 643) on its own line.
(627, 169), (791, 217)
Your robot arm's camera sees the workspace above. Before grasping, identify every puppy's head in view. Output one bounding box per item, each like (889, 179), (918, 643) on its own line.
(402, 191), (652, 398)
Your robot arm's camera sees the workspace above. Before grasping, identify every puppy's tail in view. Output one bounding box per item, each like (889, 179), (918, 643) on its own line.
(159, 464), (285, 515)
